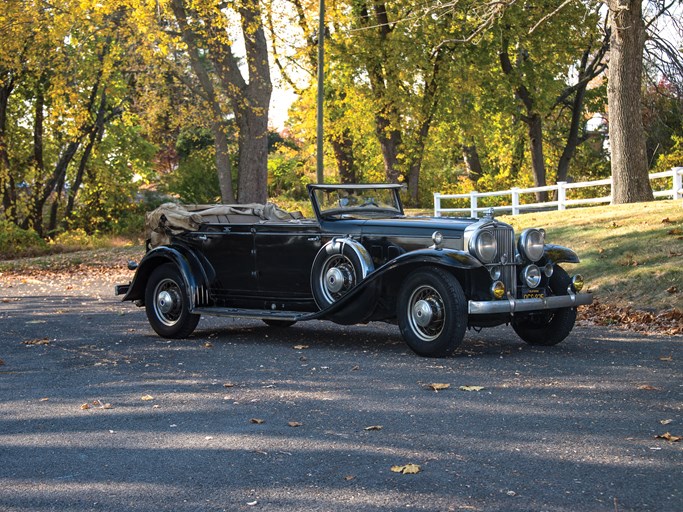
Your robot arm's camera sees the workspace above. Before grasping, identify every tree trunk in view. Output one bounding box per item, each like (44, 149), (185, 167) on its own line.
(29, 80), (46, 235)
(233, 0), (272, 204)
(527, 113), (548, 201)
(170, 0), (236, 203)
(331, 128), (356, 184)
(557, 76), (588, 183)
(374, 113), (402, 183)
(607, 0), (653, 203)
(500, 32), (547, 202)
(0, 78), (16, 222)
(213, 121), (233, 203)
(462, 143), (483, 182)
(235, 104), (269, 204)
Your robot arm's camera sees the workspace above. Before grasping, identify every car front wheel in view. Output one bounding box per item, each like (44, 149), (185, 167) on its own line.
(145, 263), (200, 338)
(511, 265), (577, 346)
(397, 268), (467, 357)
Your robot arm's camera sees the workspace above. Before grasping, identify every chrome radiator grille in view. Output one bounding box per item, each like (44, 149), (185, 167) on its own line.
(493, 225), (517, 297)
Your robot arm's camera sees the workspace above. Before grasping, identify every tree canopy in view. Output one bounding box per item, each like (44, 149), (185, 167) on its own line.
(0, 0), (681, 238)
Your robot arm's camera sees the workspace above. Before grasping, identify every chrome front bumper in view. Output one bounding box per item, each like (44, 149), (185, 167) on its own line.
(468, 291), (593, 315)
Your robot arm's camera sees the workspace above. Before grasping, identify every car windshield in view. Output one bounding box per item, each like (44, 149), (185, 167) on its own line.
(313, 186), (403, 219)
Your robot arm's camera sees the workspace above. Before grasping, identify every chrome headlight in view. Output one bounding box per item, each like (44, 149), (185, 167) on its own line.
(470, 230), (497, 264)
(522, 265), (542, 288)
(518, 228), (545, 262)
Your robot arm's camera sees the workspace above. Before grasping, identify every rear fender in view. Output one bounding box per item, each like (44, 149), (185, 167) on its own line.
(121, 245), (212, 309)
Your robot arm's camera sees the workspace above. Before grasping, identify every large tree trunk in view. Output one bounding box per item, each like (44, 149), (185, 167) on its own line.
(233, 1), (271, 204)
(235, 103), (269, 204)
(170, 0), (236, 203)
(607, 0), (653, 203)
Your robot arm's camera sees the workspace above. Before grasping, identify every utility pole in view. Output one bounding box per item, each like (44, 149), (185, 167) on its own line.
(316, 0), (325, 183)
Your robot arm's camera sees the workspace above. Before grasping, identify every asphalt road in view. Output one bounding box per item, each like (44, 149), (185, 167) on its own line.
(0, 276), (681, 512)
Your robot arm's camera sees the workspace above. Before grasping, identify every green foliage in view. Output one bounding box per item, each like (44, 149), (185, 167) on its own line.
(160, 146), (221, 204)
(653, 135), (683, 172)
(0, 221), (48, 259)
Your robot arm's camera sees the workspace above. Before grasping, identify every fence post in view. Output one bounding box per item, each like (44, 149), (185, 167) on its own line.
(434, 193), (441, 217)
(470, 191), (478, 218)
(557, 181), (567, 211)
(673, 167), (683, 200)
(511, 188), (519, 215)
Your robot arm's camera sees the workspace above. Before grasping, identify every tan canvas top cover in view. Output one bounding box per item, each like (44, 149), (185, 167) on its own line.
(146, 202), (304, 248)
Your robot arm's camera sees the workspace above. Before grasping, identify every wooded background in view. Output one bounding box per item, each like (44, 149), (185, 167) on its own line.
(0, 0), (681, 239)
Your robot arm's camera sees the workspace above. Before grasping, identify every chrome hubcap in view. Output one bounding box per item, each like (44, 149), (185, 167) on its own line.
(320, 255), (356, 303)
(153, 278), (183, 327)
(325, 267), (346, 294)
(413, 299), (434, 327)
(407, 285), (445, 342)
(157, 291), (174, 314)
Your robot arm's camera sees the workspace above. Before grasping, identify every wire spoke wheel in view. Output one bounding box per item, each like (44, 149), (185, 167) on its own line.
(398, 268), (467, 357)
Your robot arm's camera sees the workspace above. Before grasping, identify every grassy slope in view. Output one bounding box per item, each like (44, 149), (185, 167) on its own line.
(497, 200), (683, 311)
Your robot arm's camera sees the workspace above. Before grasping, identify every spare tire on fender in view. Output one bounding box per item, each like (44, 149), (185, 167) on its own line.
(310, 238), (378, 324)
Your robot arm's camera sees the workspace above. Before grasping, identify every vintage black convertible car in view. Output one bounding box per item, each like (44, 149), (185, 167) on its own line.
(116, 183), (593, 357)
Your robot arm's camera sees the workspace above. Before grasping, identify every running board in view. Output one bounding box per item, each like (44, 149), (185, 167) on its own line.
(193, 307), (319, 322)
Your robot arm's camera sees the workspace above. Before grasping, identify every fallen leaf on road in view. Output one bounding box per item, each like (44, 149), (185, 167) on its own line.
(288, 421), (302, 427)
(638, 384), (659, 391)
(293, 344), (309, 350)
(80, 403), (90, 410)
(659, 355), (673, 361)
(459, 385), (485, 392)
(141, 395), (154, 401)
(391, 463), (421, 474)
(223, 383), (235, 388)
(39, 398), (49, 402)
(247, 501), (258, 506)
(655, 432), (681, 442)
(364, 425), (383, 431)
(203, 342), (213, 348)
(344, 475), (355, 481)
(23, 338), (50, 346)
(250, 418), (265, 424)
(660, 419), (673, 425)
(428, 383), (450, 392)
(0, 359), (4, 365)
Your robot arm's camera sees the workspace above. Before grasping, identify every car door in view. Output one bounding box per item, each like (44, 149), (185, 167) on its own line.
(254, 220), (322, 300)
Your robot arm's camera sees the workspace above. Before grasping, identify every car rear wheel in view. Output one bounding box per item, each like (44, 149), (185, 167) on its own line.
(511, 265), (577, 346)
(397, 268), (467, 357)
(145, 263), (200, 338)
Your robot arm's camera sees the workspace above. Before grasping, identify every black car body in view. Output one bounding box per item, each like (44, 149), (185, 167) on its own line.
(116, 183), (593, 357)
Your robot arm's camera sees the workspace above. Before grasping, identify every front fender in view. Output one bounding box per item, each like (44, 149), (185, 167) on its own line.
(311, 248), (481, 322)
(544, 244), (580, 264)
(121, 245), (212, 309)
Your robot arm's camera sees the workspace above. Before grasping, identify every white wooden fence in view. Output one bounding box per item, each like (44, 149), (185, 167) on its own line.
(433, 167), (683, 218)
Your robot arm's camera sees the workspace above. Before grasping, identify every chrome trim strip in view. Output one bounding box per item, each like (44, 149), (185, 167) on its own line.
(468, 293), (593, 315)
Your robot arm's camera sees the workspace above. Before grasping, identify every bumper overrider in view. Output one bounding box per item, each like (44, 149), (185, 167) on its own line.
(468, 289), (593, 315)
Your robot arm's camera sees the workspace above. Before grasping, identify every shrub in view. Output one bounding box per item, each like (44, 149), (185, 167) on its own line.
(0, 221), (49, 260)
